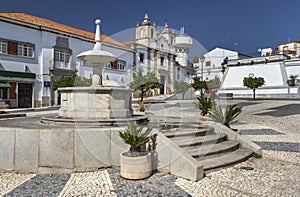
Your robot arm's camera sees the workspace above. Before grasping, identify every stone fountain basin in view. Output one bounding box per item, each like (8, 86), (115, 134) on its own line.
(58, 86), (133, 119)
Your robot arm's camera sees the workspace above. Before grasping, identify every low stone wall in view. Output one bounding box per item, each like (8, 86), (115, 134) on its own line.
(0, 127), (129, 174)
(0, 126), (204, 181)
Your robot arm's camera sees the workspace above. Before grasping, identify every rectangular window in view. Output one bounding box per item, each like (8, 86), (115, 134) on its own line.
(18, 43), (34, 58)
(104, 63), (112, 69)
(117, 60), (126, 71)
(0, 88), (8, 99)
(54, 50), (71, 63)
(0, 40), (7, 54)
(205, 61), (211, 67)
(139, 53), (144, 63)
(160, 56), (164, 66)
(54, 49), (71, 69)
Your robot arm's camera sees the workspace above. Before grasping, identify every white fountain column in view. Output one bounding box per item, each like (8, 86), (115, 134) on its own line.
(92, 19), (103, 87)
(77, 19), (116, 87)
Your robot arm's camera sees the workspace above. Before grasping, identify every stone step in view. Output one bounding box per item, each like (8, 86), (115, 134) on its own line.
(186, 141), (240, 159)
(159, 123), (209, 130)
(161, 127), (214, 138)
(201, 148), (253, 171)
(171, 133), (227, 148)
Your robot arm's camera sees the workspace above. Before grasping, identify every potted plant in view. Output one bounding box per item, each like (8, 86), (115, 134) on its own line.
(119, 121), (154, 179)
(287, 74), (298, 86)
(209, 104), (242, 132)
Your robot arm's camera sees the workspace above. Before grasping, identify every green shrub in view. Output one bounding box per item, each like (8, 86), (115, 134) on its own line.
(252, 152), (262, 158)
(209, 104), (242, 128)
(194, 96), (214, 116)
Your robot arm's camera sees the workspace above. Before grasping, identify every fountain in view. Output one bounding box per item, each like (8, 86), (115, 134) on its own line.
(41, 19), (147, 126)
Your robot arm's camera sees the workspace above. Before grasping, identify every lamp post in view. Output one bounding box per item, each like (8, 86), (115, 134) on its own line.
(200, 55), (205, 81)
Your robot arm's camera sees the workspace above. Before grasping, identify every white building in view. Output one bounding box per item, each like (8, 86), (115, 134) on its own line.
(0, 12), (134, 108)
(219, 54), (300, 97)
(127, 13), (193, 95)
(277, 41), (300, 57)
(194, 48), (250, 81)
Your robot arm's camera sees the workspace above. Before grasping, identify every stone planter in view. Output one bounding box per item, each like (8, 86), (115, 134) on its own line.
(120, 151), (152, 180)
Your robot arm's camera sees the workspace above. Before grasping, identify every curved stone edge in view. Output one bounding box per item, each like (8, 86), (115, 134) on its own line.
(206, 121), (262, 155)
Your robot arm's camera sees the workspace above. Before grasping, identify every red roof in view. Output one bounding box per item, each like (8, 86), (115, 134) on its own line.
(0, 12), (128, 48)
(179, 65), (196, 71)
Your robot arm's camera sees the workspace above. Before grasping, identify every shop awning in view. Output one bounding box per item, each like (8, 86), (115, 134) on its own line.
(0, 82), (11, 88)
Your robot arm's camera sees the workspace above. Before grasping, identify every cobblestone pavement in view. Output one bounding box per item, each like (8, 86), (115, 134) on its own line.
(108, 167), (190, 196)
(0, 99), (300, 196)
(58, 170), (116, 197)
(0, 173), (35, 196)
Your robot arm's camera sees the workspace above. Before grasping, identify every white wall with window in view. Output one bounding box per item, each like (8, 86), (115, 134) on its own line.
(0, 39), (7, 54)
(0, 15), (135, 107)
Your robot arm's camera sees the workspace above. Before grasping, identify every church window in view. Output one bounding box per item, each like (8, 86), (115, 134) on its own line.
(151, 29), (154, 39)
(139, 53), (145, 63)
(140, 29), (144, 38)
(160, 56), (164, 66)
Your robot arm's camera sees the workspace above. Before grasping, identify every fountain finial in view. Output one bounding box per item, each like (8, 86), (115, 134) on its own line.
(94, 19), (102, 50)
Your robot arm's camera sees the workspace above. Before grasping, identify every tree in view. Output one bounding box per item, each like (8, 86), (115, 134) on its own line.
(243, 76), (265, 100)
(129, 71), (162, 103)
(206, 77), (221, 89)
(174, 80), (191, 99)
(191, 76), (207, 97)
(51, 74), (92, 91)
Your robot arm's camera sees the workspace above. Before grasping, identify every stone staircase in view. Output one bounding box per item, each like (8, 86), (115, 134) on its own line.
(159, 121), (253, 172)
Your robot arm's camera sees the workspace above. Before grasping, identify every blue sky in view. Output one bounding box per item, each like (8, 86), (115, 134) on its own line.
(1, 0), (299, 56)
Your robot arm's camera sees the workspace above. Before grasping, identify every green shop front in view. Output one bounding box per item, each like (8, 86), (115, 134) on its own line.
(0, 70), (36, 108)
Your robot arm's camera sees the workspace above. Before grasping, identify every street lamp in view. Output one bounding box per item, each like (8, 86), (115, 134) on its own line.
(200, 55), (205, 81)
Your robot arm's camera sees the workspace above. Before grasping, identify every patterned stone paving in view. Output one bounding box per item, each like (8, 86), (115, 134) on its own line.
(0, 99), (300, 196)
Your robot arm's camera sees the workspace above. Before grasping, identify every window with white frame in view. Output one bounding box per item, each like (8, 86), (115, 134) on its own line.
(0, 40), (7, 54)
(104, 62), (112, 69)
(18, 43), (34, 57)
(117, 60), (126, 71)
(54, 49), (71, 69)
(54, 50), (70, 63)
(205, 61), (211, 67)
(0, 39), (34, 58)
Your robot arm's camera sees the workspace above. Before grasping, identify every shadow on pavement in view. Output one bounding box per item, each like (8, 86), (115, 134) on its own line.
(254, 104), (300, 117)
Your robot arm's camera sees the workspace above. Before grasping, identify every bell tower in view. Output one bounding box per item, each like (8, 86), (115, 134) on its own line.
(136, 12), (154, 47)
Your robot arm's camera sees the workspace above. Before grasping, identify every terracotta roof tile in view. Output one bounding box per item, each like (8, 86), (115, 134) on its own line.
(179, 65), (196, 71)
(0, 12), (128, 48)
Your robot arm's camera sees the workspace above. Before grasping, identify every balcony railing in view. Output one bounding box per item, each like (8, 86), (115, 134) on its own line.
(54, 61), (70, 69)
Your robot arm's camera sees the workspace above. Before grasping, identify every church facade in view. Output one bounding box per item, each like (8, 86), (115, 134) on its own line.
(127, 13), (193, 95)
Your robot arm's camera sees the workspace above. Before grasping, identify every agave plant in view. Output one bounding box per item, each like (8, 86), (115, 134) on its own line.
(209, 104), (242, 128)
(119, 121), (153, 154)
(194, 96), (214, 116)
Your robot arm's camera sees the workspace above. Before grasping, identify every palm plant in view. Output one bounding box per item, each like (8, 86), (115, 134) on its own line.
(194, 96), (214, 116)
(209, 104), (242, 128)
(119, 121), (153, 155)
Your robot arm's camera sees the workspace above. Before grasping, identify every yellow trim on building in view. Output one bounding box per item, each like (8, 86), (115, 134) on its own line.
(294, 42), (298, 56)
(167, 53), (171, 95)
(154, 50), (157, 75)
